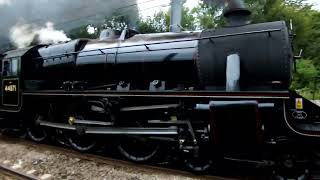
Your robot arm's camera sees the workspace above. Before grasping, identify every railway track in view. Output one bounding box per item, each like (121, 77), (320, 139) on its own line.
(0, 163), (38, 180)
(0, 134), (232, 180)
(2, 133), (320, 179)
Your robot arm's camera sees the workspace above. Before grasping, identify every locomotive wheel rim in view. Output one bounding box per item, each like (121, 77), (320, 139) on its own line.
(54, 129), (69, 146)
(27, 114), (48, 142)
(272, 169), (309, 180)
(184, 143), (212, 172)
(272, 153), (310, 180)
(117, 136), (159, 162)
(184, 158), (212, 172)
(66, 115), (96, 152)
(67, 133), (97, 152)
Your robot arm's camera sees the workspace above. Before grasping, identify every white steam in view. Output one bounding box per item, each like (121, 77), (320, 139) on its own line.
(0, 0), (12, 6)
(10, 23), (36, 48)
(37, 22), (71, 45)
(10, 21), (71, 48)
(87, 25), (97, 35)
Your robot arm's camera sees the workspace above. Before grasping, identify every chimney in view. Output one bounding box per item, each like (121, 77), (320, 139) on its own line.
(223, 0), (251, 26)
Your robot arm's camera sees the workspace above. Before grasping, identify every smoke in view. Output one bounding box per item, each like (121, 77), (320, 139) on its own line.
(0, 0), (12, 6)
(37, 22), (71, 44)
(9, 23), (35, 48)
(10, 21), (71, 48)
(0, 0), (138, 49)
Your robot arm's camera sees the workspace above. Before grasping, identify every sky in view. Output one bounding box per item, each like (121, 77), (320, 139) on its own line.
(308, 0), (320, 10)
(137, 0), (320, 19)
(137, 0), (199, 19)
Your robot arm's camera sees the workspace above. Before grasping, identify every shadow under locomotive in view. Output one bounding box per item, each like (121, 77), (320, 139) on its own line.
(0, 0), (320, 179)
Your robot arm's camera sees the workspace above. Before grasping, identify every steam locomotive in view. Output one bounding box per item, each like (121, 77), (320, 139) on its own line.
(0, 0), (320, 178)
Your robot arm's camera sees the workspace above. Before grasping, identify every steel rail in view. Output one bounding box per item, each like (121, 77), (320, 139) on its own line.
(0, 164), (38, 180)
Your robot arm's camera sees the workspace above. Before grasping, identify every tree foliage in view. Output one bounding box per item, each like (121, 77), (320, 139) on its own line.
(68, 14), (132, 39)
(137, 7), (197, 33)
(137, 11), (170, 33)
(291, 59), (319, 89)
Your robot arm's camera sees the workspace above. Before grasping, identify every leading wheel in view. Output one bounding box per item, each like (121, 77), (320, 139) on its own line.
(118, 135), (159, 162)
(27, 114), (48, 143)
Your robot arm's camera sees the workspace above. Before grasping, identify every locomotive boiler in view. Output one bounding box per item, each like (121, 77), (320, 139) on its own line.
(0, 0), (319, 178)
(28, 14), (292, 91)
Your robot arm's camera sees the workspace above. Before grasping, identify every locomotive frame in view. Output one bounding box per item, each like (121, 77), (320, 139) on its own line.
(0, 0), (320, 178)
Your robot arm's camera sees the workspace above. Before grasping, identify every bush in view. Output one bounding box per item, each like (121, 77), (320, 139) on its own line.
(291, 59), (319, 99)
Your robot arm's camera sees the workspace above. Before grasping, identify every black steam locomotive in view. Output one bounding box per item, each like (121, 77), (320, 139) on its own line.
(0, 0), (319, 178)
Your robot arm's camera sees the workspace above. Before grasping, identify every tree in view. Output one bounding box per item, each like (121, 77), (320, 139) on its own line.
(306, 11), (320, 65)
(191, 3), (224, 29)
(68, 14), (131, 39)
(291, 59), (319, 99)
(137, 7), (198, 33)
(291, 59), (319, 89)
(137, 11), (170, 33)
(101, 15), (131, 31)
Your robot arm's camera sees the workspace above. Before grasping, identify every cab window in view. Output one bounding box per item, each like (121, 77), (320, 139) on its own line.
(3, 58), (19, 77)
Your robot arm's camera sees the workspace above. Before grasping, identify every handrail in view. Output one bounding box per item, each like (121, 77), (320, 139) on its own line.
(3, 28), (281, 60)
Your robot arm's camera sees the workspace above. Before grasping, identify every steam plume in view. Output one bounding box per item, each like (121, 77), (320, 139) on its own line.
(0, 1), (138, 50)
(10, 21), (71, 48)
(0, 0), (12, 6)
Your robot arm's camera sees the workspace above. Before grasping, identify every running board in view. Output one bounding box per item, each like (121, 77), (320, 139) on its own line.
(38, 120), (178, 135)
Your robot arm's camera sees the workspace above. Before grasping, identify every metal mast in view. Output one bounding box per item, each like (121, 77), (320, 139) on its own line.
(170, 0), (185, 32)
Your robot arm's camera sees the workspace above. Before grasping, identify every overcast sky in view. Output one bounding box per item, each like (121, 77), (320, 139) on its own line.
(308, 0), (320, 10)
(138, 0), (320, 19)
(137, 0), (199, 19)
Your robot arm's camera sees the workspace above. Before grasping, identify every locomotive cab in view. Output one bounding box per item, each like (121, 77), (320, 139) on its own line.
(0, 46), (42, 112)
(0, 49), (22, 111)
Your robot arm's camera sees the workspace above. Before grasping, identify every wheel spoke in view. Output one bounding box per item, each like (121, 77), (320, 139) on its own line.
(27, 114), (48, 143)
(67, 133), (96, 152)
(183, 145), (212, 172)
(118, 136), (159, 162)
